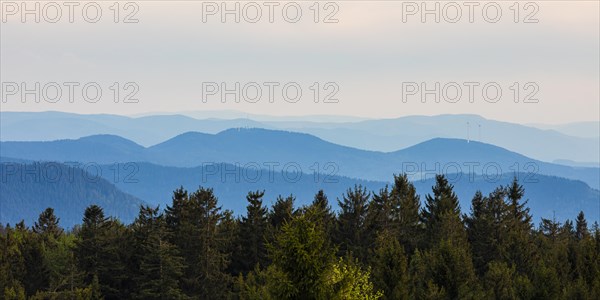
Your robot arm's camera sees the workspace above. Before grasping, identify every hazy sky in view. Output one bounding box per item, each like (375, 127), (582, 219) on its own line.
(1, 1), (599, 124)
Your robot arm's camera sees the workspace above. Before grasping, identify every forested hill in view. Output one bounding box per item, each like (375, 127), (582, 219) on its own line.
(1, 175), (599, 299)
(2, 160), (599, 226)
(0, 162), (143, 227)
(2, 129), (598, 189)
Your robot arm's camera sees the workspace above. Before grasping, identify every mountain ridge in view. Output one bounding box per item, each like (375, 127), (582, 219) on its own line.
(2, 129), (598, 190)
(2, 111), (597, 163)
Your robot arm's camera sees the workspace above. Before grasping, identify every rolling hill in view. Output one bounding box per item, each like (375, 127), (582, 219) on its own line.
(2, 111), (598, 164)
(0, 162), (144, 227)
(2, 129), (598, 189)
(1, 159), (597, 224)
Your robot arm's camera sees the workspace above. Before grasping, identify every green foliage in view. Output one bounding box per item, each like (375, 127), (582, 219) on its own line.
(481, 259), (534, 299)
(132, 206), (184, 299)
(417, 239), (481, 299)
(369, 230), (409, 300)
(321, 258), (382, 300)
(33, 208), (63, 241)
(365, 175), (422, 256)
(268, 207), (335, 299)
(422, 175), (466, 246)
(336, 185), (370, 260)
(1, 176), (598, 299)
(236, 190), (269, 274)
(164, 186), (231, 299)
(269, 194), (295, 230)
(75, 205), (131, 299)
(236, 264), (293, 300)
(3, 281), (25, 300)
(309, 190), (336, 239)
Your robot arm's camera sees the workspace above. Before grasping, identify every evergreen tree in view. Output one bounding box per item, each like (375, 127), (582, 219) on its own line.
(269, 195), (295, 230)
(4, 180), (599, 299)
(535, 217), (572, 298)
(391, 174), (421, 253)
(164, 187), (201, 296)
(76, 205), (108, 285)
(76, 205), (132, 299)
(20, 231), (50, 296)
(164, 187), (231, 299)
(465, 188), (511, 275)
(336, 185), (370, 260)
(421, 175), (465, 246)
(33, 208), (63, 241)
(408, 250), (447, 299)
(506, 178), (532, 228)
(419, 175), (480, 298)
(369, 230), (409, 300)
(237, 190), (269, 274)
(418, 239), (481, 299)
(576, 211), (589, 240)
(365, 185), (392, 236)
(0, 224), (27, 298)
(44, 233), (81, 294)
(504, 178), (535, 275)
(268, 207), (335, 299)
(309, 190), (335, 239)
(483, 262), (518, 299)
(132, 206), (184, 299)
(219, 209), (240, 280)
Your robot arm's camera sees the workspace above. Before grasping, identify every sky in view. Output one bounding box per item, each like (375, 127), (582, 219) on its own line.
(1, 1), (599, 124)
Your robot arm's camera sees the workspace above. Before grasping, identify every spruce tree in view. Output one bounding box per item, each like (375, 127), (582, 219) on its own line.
(132, 206), (184, 299)
(238, 190), (269, 274)
(392, 174), (421, 253)
(21, 232), (50, 296)
(268, 207), (335, 299)
(370, 230), (409, 300)
(365, 186), (392, 236)
(575, 211), (589, 240)
(419, 175), (480, 298)
(76, 205), (108, 285)
(421, 175), (465, 246)
(218, 209), (239, 289)
(75, 205), (130, 299)
(33, 208), (63, 241)
(309, 190), (335, 241)
(269, 195), (295, 230)
(336, 185), (370, 260)
(173, 187), (230, 299)
(504, 178), (535, 275)
(164, 187), (203, 296)
(465, 188), (511, 275)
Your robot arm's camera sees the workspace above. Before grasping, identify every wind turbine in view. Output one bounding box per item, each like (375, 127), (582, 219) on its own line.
(467, 122), (470, 143)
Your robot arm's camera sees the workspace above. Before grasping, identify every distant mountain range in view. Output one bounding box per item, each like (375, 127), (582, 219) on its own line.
(2, 129), (598, 190)
(2, 112), (598, 226)
(2, 111), (598, 164)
